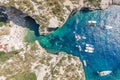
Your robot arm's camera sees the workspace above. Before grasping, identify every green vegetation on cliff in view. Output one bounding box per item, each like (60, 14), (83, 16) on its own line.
(84, 0), (101, 7)
(10, 72), (37, 80)
(0, 22), (5, 27)
(0, 51), (19, 62)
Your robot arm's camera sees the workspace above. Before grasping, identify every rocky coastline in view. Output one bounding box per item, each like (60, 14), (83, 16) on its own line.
(0, 4), (85, 80)
(0, 0), (119, 80)
(0, 0), (119, 36)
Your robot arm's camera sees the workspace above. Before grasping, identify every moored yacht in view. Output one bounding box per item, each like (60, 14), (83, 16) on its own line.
(97, 70), (112, 76)
(76, 45), (82, 51)
(105, 25), (113, 29)
(85, 44), (94, 53)
(88, 20), (97, 26)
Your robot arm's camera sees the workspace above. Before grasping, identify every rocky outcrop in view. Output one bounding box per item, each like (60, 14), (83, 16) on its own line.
(100, 0), (113, 10)
(0, 0), (118, 34)
(0, 41), (85, 80)
(112, 0), (120, 5)
(0, 0), (119, 35)
(0, 5), (85, 80)
(0, 6), (27, 52)
(0, 0), (97, 35)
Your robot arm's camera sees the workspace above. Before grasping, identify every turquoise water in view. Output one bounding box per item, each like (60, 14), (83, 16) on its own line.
(26, 6), (120, 80)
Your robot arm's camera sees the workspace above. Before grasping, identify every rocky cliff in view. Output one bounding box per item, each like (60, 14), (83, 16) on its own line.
(0, 5), (85, 80)
(0, 0), (118, 35)
(0, 41), (85, 80)
(0, 0), (79, 35)
(0, 0), (108, 33)
(0, 0), (119, 80)
(0, 0), (119, 34)
(112, 0), (120, 5)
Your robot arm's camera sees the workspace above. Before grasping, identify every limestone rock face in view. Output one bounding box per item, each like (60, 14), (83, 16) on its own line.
(0, 0), (96, 31)
(113, 0), (120, 5)
(0, 0), (79, 29)
(0, 0), (117, 34)
(100, 0), (112, 9)
(0, 6), (85, 79)
(0, 0), (118, 30)
(0, 41), (85, 80)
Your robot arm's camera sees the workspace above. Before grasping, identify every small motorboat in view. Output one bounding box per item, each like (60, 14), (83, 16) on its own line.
(82, 36), (86, 39)
(76, 18), (79, 24)
(105, 25), (113, 29)
(88, 20), (97, 26)
(85, 49), (94, 53)
(85, 44), (94, 53)
(97, 70), (112, 76)
(83, 60), (87, 67)
(86, 47), (94, 51)
(86, 44), (94, 47)
(75, 35), (81, 41)
(76, 45), (82, 51)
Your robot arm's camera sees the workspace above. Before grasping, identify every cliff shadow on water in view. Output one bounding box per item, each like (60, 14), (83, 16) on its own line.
(24, 16), (40, 37)
(0, 6), (40, 42)
(23, 16), (41, 42)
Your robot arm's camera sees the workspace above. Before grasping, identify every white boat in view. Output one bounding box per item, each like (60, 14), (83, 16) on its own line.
(85, 44), (94, 53)
(86, 44), (90, 47)
(88, 20), (97, 26)
(76, 18), (79, 24)
(82, 36), (86, 39)
(97, 70), (112, 76)
(88, 21), (97, 23)
(85, 49), (94, 53)
(78, 45), (82, 51)
(88, 50), (94, 53)
(76, 45), (82, 51)
(86, 44), (94, 47)
(105, 25), (113, 29)
(86, 47), (94, 51)
(75, 35), (81, 41)
(83, 60), (87, 67)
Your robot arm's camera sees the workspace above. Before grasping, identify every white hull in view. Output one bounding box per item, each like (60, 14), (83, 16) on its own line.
(83, 60), (87, 67)
(88, 20), (97, 26)
(85, 44), (94, 53)
(105, 25), (113, 29)
(97, 70), (112, 76)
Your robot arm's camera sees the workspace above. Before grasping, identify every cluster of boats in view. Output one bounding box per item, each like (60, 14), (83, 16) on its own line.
(87, 20), (113, 30)
(74, 20), (113, 77)
(85, 44), (94, 53)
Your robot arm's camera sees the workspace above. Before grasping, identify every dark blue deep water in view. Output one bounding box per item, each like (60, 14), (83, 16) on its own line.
(27, 6), (120, 80)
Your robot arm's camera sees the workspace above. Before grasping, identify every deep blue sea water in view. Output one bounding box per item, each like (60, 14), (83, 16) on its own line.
(26, 6), (120, 80)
